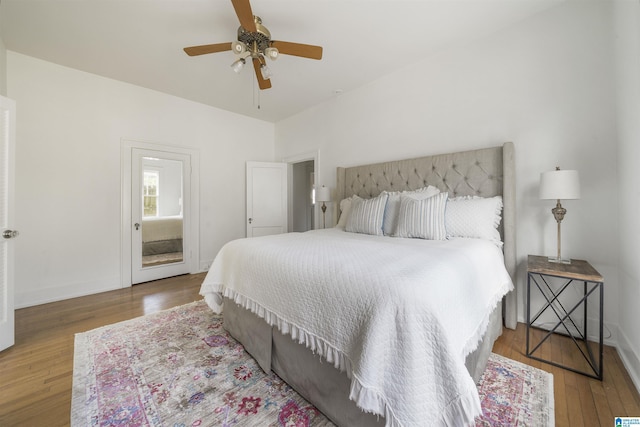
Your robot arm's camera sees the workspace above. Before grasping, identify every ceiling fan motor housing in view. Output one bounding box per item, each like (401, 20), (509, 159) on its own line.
(237, 16), (272, 53)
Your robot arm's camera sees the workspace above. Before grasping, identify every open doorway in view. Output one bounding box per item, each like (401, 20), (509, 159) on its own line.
(285, 151), (319, 232)
(290, 160), (315, 232)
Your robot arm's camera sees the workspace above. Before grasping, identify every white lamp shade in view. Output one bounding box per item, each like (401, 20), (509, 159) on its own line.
(316, 186), (330, 202)
(232, 41), (247, 54)
(230, 58), (245, 73)
(260, 64), (273, 80)
(264, 47), (279, 60)
(539, 169), (580, 200)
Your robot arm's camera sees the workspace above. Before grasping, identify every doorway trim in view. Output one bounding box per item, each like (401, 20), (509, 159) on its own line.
(0, 95), (16, 352)
(282, 150), (321, 230)
(121, 139), (200, 288)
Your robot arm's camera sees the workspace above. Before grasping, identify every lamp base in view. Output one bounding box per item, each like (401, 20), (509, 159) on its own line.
(548, 256), (572, 264)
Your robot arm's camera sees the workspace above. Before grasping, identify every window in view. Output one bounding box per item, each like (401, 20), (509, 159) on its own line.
(143, 170), (159, 217)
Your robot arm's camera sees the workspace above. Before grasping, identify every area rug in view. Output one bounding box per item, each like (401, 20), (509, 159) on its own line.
(72, 300), (554, 426)
(476, 353), (554, 426)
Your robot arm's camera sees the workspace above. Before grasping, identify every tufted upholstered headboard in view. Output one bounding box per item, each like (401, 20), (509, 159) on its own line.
(336, 142), (516, 329)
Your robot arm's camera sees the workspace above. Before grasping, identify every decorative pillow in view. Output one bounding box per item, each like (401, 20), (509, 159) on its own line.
(382, 186), (440, 236)
(394, 192), (448, 240)
(445, 195), (503, 244)
(336, 197), (353, 228)
(345, 193), (389, 236)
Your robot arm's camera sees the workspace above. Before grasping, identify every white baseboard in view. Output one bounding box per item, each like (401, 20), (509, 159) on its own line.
(530, 315), (617, 348)
(15, 266), (212, 309)
(531, 319), (639, 394)
(15, 277), (121, 309)
(617, 328), (640, 395)
(200, 260), (212, 272)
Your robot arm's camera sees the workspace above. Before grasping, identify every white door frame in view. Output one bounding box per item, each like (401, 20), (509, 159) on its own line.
(0, 96), (16, 352)
(121, 139), (200, 287)
(282, 150), (321, 229)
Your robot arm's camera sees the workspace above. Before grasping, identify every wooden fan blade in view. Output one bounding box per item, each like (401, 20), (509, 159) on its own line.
(231, 0), (257, 32)
(184, 43), (232, 56)
(252, 57), (272, 90)
(271, 41), (323, 60)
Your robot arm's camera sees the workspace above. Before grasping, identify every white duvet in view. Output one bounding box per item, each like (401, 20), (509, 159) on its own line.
(200, 228), (513, 427)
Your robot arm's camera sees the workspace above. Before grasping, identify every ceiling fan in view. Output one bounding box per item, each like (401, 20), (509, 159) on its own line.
(183, 0), (323, 90)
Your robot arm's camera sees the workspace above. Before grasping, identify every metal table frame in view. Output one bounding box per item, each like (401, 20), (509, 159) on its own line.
(526, 256), (604, 380)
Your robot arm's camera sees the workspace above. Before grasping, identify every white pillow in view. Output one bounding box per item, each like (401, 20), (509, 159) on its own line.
(345, 193), (389, 236)
(395, 192), (448, 240)
(336, 197), (353, 229)
(382, 186), (440, 236)
(445, 195), (503, 244)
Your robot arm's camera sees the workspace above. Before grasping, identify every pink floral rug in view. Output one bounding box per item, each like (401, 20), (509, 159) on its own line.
(72, 300), (553, 426)
(476, 353), (554, 426)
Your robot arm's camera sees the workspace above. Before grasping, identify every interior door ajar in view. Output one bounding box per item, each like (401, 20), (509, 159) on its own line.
(131, 149), (191, 284)
(0, 96), (17, 352)
(246, 162), (287, 237)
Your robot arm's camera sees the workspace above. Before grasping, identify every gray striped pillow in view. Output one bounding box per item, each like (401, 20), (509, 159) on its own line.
(345, 193), (389, 236)
(382, 186), (441, 236)
(395, 192), (448, 240)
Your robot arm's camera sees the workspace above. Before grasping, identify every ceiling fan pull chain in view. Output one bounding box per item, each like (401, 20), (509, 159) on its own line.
(253, 77), (261, 110)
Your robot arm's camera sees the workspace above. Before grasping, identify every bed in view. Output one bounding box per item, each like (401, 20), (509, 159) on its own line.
(142, 216), (183, 256)
(141, 216), (184, 266)
(200, 142), (516, 426)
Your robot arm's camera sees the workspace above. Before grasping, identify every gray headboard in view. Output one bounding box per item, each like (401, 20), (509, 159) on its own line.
(336, 142), (517, 329)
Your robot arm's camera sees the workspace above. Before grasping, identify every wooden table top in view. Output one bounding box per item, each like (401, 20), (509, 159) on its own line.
(527, 255), (603, 282)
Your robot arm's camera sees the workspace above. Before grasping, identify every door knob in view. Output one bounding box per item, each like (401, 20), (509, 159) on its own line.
(2, 229), (19, 239)
(134, 223), (140, 230)
(248, 218), (253, 224)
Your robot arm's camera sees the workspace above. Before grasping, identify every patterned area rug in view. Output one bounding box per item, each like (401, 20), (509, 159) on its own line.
(72, 300), (554, 426)
(476, 353), (554, 426)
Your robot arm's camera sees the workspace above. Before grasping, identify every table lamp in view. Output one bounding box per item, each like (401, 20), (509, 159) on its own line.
(539, 167), (580, 264)
(316, 185), (331, 229)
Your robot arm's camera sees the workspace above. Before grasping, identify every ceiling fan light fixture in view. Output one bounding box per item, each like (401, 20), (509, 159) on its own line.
(264, 47), (279, 61)
(231, 57), (246, 73)
(232, 41), (247, 54)
(183, 0), (324, 90)
(260, 64), (273, 80)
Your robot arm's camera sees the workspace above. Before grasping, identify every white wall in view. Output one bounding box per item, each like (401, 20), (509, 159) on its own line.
(8, 51), (274, 307)
(614, 0), (640, 392)
(276, 1), (619, 342)
(0, 25), (7, 96)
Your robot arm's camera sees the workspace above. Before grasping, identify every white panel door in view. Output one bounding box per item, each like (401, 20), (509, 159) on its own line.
(0, 96), (16, 352)
(132, 149), (191, 284)
(246, 162), (287, 237)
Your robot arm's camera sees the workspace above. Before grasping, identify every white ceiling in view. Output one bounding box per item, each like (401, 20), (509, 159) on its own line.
(0, 0), (563, 123)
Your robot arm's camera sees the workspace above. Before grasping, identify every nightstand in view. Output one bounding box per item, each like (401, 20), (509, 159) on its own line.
(526, 255), (603, 380)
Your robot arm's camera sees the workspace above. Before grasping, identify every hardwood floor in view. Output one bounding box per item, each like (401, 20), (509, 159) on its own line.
(0, 273), (205, 427)
(493, 324), (640, 426)
(1, 272), (639, 426)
